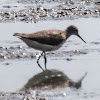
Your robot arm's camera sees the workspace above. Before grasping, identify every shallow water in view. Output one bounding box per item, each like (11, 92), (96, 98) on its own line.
(0, 18), (100, 100)
(0, 0), (100, 100)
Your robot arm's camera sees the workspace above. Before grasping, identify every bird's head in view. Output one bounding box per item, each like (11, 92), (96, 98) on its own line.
(66, 25), (86, 43)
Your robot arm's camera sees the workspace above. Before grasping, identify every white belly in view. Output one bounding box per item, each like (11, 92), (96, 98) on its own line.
(21, 38), (65, 51)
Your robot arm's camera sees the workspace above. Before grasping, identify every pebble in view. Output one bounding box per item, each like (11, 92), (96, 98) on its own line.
(62, 92), (67, 96)
(95, 1), (100, 5)
(0, 53), (4, 58)
(4, 63), (10, 65)
(66, 58), (72, 61)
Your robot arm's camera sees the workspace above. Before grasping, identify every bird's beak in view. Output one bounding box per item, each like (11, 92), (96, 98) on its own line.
(77, 34), (86, 43)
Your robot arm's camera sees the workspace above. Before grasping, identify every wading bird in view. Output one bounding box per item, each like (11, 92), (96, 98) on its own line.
(13, 25), (86, 71)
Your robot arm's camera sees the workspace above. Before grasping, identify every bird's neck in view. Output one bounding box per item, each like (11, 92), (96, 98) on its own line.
(66, 32), (71, 40)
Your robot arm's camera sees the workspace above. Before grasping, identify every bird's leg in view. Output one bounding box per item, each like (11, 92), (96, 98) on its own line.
(43, 51), (47, 71)
(37, 51), (45, 71)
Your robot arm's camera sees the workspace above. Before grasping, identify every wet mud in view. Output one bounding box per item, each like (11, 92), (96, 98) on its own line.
(0, 0), (100, 23)
(0, 45), (87, 60)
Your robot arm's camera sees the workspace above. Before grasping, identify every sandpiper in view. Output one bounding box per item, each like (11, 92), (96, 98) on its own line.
(13, 25), (86, 71)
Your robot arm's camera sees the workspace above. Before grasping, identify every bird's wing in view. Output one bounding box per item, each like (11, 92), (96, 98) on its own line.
(26, 30), (66, 46)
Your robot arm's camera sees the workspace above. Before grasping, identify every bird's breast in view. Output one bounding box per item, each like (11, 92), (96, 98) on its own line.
(20, 38), (65, 51)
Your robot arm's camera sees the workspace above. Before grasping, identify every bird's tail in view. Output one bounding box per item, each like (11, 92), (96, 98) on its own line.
(13, 33), (21, 36)
(13, 33), (26, 38)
